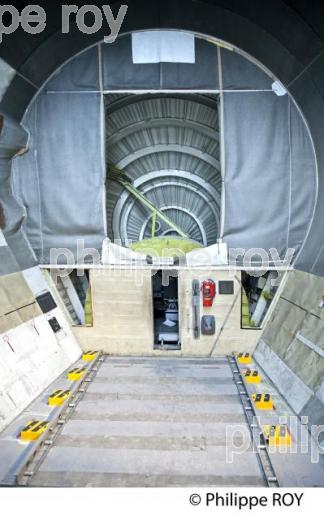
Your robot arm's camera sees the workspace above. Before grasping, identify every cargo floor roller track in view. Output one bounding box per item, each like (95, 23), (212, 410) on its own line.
(9, 356), (267, 487)
(228, 355), (278, 486)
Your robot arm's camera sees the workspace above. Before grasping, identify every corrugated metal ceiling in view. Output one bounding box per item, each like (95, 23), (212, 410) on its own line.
(105, 93), (221, 246)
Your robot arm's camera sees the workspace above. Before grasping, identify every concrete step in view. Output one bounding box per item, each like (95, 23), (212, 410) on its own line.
(82, 392), (241, 403)
(58, 418), (249, 437)
(54, 432), (250, 450)
(103, 356), (228, 364)
(75, 399), (243, 416)
(97, 365), (232, 379)
(92, 375), (234, 385)
(31, 471), (264, 487)
(85, 381), (238, 396)
(31, 445), (263, 487)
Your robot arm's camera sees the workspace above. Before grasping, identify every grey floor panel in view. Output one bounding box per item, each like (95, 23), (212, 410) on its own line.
(74, 399), (244, 415)
(35, 445), (262, 478)
(104, 357), (229, 365)
(71, 412), (245, 422)
(96, 366), (233, 379)
(31, 471), (264, 487)
(86, 382), (237, 396)
(59, 419), (249, 437)
(54, 433), (252, 450)
(93, 376), (234, 384)
(82, 392), (240, 403)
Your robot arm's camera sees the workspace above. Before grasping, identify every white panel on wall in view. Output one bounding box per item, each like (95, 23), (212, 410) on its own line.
(22, 266), (49, 295)
(0, 268), (82, 432)
(132, 31), (195, 64)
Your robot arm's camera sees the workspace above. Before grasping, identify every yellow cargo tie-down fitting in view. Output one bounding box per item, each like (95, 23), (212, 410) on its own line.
(263, 425), (291, 447)
(243, 369), (262, 384)
(82, 350), (98, 362)
(20, 420), (49, 442)
(252, 393), (274, 410)
(237, 352), (252, 364)
(67, 367), (85, 381)
(48, 390), (70, 406)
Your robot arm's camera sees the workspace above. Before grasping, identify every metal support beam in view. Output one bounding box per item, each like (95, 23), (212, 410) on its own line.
(151, 211), (157, 238)
(122, 181), (188, 238)
(109, 165), (188, 239)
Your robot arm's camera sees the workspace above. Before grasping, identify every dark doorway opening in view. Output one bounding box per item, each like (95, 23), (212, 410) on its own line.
(152, 270), (180, 350)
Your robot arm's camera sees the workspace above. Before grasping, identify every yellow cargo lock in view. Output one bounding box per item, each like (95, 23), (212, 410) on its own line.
(237, 352), (252, 364)
(243, 369), (261, 384)
(82, 350), (98, 362)
(20, 420), (49, 442)
(67, 367), (85, 381)
(263, 425), (291, 447)
(48, 390), (70, 406)
(252, 393), (274, 410)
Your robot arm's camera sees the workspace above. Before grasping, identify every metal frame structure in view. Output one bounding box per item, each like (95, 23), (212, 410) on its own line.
(105, 93), (221, 246)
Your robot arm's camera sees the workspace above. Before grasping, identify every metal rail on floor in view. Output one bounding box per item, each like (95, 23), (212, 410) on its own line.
(12, 353), (105, 486)
(228, 355), (279, 487)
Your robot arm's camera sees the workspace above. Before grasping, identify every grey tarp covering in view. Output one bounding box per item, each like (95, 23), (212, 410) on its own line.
(102, 35), (219, 90)
(288, 102), (317, 254)
(220, 48), (317, 263)
(13, 47), (106, 263)
(222, 91), (290, 256)
(0, 1), (324, 275)
(221, 49), (273, 90)
(0, 116), (36, 272)
(11, 36), (317, 265)
(43, 46), (100, 93)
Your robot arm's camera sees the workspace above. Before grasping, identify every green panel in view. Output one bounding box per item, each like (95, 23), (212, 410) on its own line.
(130, 237), (202, 257)
(84, 288), (93, 326)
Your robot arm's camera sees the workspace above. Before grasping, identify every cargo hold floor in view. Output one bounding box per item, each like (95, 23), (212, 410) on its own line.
(29, 356), (264, 487)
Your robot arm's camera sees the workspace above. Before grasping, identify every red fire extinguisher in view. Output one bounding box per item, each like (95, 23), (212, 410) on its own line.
(202, 279), (216, 307)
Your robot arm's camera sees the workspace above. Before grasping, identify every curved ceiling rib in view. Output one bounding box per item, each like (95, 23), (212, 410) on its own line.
(116, 147), (220, 171)
(106, 93), (219, 115)
(106, 119), (220, 147)
(105, 93), (221, 246)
